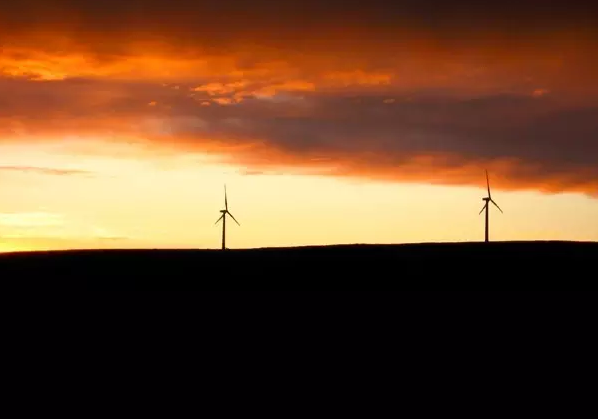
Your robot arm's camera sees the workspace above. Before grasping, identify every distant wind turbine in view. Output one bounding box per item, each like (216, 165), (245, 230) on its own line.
(215, 185), (240, 250)
(479, 170), (503, 243)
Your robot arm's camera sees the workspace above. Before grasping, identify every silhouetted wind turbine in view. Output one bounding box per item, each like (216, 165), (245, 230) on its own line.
(479, 170), (503, 243)
(215, 185), (240, 250)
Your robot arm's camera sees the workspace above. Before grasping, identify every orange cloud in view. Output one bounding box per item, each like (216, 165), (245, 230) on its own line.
(190, 79), (315, 104)
(323, 70), (392, 87)
(192, 81), (249, 96)
(532, 88), (550, 98)
(1, 2), (597, 196)
(2, 27), (596, 97)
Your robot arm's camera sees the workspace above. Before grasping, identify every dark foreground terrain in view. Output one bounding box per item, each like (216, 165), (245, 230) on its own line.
(0, 241), (596, 290)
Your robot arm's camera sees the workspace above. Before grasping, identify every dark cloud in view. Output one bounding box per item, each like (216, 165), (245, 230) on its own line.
(2, 76), (593, 193)
(2, 1), (595, 27)
(159, 92), (598, 187)
(1, 0), (597, 55)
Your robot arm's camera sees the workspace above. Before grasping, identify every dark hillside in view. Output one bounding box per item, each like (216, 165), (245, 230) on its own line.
(0, 241), (596, 290)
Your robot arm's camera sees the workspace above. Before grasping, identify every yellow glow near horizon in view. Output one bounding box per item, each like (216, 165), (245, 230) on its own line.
(0, 140), (596, 253)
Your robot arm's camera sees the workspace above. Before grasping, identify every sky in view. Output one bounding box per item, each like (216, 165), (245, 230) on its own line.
(1, 0), (597, 251)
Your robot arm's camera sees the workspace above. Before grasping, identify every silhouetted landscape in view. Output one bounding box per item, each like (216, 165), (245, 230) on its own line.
(2, 2), (597, 283)
(1, 241), (596, 290)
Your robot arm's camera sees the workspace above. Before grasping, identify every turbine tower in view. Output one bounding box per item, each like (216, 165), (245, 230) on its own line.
(215, 185), (240, 250)
(479, 170), (503, 243)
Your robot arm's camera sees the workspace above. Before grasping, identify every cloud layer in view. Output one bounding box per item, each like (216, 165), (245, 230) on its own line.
(1, 0), (597, 195)
(0, 166), (93, 176)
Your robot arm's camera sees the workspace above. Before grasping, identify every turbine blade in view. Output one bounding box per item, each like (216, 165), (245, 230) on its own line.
(224, 184), (228, 211)
(227, 211), (240, 226)
(215, 214), (224, 225)
(479, 203), (487, 215)
(486, 169), (491, 199)
(491, 199), (503, 213)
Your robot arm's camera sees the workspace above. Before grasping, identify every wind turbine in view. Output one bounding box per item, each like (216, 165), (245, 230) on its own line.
(215, 185), (240, 250)
(479, 170), (503, 243)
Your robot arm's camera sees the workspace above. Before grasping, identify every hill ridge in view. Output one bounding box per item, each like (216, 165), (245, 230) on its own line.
(1, 241), (596, 290)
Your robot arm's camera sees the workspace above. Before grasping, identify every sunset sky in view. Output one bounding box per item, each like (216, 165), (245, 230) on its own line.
(1, 0), (597, 251)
